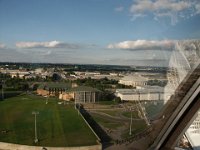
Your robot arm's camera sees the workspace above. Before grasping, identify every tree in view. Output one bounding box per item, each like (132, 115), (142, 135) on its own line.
(147, 79), (167, 87)
(33, 84), (39, 91)
(52, 73), (61, 81)
(114, 97), (121, 103)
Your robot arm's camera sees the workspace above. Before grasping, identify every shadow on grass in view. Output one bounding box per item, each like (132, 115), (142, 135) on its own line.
(0, 91), (23, 100)
(80, 107), (112, 148)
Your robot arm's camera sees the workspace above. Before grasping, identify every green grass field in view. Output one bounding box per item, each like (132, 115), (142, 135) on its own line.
(98, 110), (119, 117)
(92, 114), (124, 129)
(121, 111), (139, 118)
(143, 101), (164, 118)
(121, 120), (147, 138)
(0, 94), (97, 147)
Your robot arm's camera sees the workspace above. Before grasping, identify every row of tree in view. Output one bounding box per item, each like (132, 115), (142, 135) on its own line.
(147, 79), (168, 87)
(75, 77), (131, 91)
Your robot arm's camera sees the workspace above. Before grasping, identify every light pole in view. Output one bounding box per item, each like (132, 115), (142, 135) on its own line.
(74, 98), (76, 109)
(1, 80), (4, 100)
(46, 95), (48, 104)
(74, 98), (80, 115)
(32, 111), (39, 143)
(78, 102), (80, 115)
(129, 108), (133, 136)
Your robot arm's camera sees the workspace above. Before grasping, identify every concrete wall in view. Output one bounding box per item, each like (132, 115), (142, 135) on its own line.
(59, 92), (74, 101)
(0, 142), (102, 150)
(78, 110), (101, 143)
(37, 89), (49, 96)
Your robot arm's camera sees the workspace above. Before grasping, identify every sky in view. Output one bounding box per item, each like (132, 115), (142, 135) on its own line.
(0, 0), (200, 66)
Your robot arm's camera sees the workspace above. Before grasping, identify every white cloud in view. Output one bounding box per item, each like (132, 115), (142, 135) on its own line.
(0, 43), (6, 49)
(16, 41), (60, 48)
(195, 4), (200, 14)
(131, 13), (146, 21)
(107, 40), (175, 50)
(16, 41), (81, 49)
(130, 0), (190, 14)
(115, 6), (124, 12)
(129, 0), (198, 25)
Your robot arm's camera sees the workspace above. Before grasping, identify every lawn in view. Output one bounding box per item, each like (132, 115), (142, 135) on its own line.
(97, 100), (118, 105)
(98, 110), (119, 117)
(0, 91), (23, 100)
(91, 114), (124, 129)
(121, 120), (147, 139)
(0, 94), (97, 147)
(143, 101), (164, 118)
(121, 111), (139, 118)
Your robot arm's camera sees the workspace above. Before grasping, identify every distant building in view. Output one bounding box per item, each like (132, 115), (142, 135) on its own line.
(73, 71), (120, 80)
(119, 75), (148, 87)
(24, 74), (37, 79)
(59, 86), (101, 103)
(115, 86), (164, 101)
(34, 68), (43, 74)
(0, 69), (30, 78)
(37, 82), (71, 97)
(14, 72), (30, 78)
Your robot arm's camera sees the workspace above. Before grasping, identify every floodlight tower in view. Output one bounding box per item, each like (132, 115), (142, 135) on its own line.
(74, 97), (76, 109)
(46, 95), (49, 104)
(1, 80), (4, 100)
(32, 111), (39, 143)
(78, 102), (81, 115)
(74, 97), (80, 115)
(129, 107), (133, 136)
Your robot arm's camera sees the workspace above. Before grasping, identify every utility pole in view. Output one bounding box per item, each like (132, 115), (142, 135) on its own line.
(32, 111), (39, 143)
(129, 108), (133, 136)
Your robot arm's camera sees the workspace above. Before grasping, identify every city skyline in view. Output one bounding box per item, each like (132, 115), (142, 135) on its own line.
(0, 0), (200, 66)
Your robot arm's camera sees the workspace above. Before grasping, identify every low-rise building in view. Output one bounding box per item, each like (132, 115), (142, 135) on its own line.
(59, 86), (101, 103)
(0, 69), (30, 78)
(119, 75), (148, 87)
(24, 74), (37, 79)
(37, 82), (71, 97)
(115, 86), (164, 101)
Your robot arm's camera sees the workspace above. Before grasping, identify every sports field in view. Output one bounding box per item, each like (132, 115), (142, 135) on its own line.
(0, 94), (97, 147)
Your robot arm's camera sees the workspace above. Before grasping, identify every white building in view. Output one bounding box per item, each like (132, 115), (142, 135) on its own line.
(119, 75), (148, 87)
(115, 86), (164, 101)
(0, 69), (30, 78)
(34, 68), (43, 74)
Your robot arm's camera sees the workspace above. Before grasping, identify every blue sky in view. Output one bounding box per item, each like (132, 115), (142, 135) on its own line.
(0, 0), (200, 66)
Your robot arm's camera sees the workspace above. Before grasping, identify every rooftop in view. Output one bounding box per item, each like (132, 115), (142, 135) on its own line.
(116, 86), (164, 94)
(120, 75), (148, 82)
